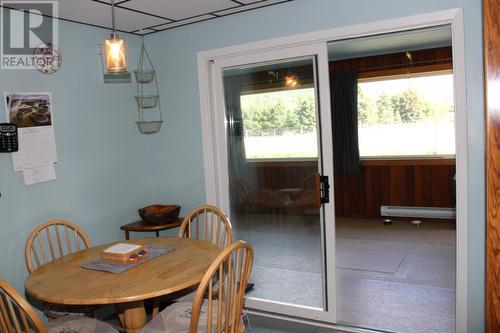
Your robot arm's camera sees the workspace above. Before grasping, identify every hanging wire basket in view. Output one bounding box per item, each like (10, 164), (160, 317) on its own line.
(134, 36), (163, 134)
(136, 121), (163, 134)
(133, 69), (155, 84)
(135, 95), (159, 108)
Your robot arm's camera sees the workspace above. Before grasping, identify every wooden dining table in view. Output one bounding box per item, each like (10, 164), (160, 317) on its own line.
(25, 237), (222, 333)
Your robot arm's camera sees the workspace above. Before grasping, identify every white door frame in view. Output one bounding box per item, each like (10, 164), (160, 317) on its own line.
(197, 8), (468, 332)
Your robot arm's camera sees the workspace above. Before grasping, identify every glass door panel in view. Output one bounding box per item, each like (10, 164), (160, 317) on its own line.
(328, 26), (456, 333)
(221, 56), (331, 315)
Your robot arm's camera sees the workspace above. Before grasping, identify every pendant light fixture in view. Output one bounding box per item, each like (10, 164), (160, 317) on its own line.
(102, 0), (131, 83)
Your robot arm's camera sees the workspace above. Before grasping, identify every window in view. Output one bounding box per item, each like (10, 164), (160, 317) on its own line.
(240, 88), (318, 159)
(358, 72), (455, 157)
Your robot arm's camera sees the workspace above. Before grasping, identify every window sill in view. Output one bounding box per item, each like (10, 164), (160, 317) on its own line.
(360, 156), (455, 166)
(245, 156), (455, 167)
(246, 158), (317, 167)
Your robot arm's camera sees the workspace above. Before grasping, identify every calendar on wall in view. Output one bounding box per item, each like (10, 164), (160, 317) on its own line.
(4, 92), (58, 185)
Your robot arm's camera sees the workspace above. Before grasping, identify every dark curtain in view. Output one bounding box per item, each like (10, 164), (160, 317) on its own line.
(330, 70), (361, 174)
(224, 76), (257, 186)
(224, 76), (246, 178)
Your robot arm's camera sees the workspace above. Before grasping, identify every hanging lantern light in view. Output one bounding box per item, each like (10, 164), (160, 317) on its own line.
(102, 0), (130, 83)
(104, 33), (127, 73)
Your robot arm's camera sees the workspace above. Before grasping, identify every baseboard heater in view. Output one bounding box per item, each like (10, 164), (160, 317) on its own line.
(380, 206), (456, 219)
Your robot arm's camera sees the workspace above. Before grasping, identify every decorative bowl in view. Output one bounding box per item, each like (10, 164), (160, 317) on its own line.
(138, 204), (181, 225)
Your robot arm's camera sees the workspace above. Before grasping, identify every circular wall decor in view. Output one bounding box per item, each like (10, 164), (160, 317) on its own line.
(33, 43), (62, 74)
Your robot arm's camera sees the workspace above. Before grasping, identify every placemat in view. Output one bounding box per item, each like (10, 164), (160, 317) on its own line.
(81, 246), (174, 273)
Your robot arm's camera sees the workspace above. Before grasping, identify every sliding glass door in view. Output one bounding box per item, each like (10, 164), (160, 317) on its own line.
(210, 44), (336, 322)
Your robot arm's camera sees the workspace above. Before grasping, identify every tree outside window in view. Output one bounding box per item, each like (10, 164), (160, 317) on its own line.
(358, 73), (455, 157)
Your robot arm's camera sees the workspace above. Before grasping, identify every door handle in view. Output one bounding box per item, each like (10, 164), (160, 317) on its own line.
(315, 173), (330, 208)
(320, 175), (330, 205)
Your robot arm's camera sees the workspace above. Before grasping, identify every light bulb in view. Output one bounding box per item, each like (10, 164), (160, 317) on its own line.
(285, 75), (299, 87)
(104, 35), (127, 73)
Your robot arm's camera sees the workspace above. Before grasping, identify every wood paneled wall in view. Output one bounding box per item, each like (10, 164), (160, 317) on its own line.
(245, 159), (455, 218)
(248, 161), (317, 190)
(335, 159), (455, 218)
(484, 0), (500, 330)
(330, 46), (453, 78)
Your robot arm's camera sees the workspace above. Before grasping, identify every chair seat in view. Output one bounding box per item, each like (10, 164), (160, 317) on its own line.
(46, 315), (118, 333)
(141, 301), (243, 333)
(175, 290), (196, 303)
(45, 303), (98, 319)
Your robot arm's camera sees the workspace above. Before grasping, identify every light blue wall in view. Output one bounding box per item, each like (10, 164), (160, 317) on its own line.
(0, 0), (484, 331)
(0, 19), (153, 292)
(144, 0), (484, 331)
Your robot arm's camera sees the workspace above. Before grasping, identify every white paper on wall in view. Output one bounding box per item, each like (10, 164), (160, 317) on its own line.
(22, 163), (56, 186)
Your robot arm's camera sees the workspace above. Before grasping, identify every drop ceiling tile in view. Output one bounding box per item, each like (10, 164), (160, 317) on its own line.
(215, 0), (288, 16)
(133, 28), (157, 35)
(237, 0), (269, 3)
(153, 14), (215, 30)
(98, 0), (131, 4)
(59, 0), (170, 32)
(120, 0), (236, 20)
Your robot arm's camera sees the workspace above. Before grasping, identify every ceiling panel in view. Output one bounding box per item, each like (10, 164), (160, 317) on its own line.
(120, 0), (236, 20)
(98, 0), (131, 4)
(133, 28), (158, 35)
(152, 15), (216, 30)
(59, 0), (170, 32)
(1, 0), (294, 35)
(237, 0), (271, 4)
(215, 0), (289, 16)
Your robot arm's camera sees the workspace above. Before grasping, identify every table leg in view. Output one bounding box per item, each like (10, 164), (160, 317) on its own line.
(120, 301), (147, 333)
(125, 230), (130, 240)
(155, 231), (160, 237)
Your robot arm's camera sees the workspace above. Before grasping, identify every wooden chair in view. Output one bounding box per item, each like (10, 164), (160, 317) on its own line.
(230, 177), (285, 214)
(0, 279), (118, 333)
(24, 220), (93, 319)
(151, 205), (234, 318)
(25, 219), (91, 273)
(0, 278), (46, 333)
(141, 240), (254, 333)
(179, 205), (233, 249)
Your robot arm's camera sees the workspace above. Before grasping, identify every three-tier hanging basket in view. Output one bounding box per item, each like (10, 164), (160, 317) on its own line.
(135, 37), (163, 134)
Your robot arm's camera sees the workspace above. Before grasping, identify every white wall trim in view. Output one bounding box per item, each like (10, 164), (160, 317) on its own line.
(450, 9), (468, 333)
(197, 56), (217, 205)
(247, 309), (384, 333)
(197, 7), (468, 332)
(198, 8), (462, 61)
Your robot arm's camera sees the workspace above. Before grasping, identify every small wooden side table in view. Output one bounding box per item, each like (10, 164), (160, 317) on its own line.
(120, 218), (183, 240)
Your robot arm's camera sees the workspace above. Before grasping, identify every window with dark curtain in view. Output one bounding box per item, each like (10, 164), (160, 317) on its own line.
(330, 70), (361, 174)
